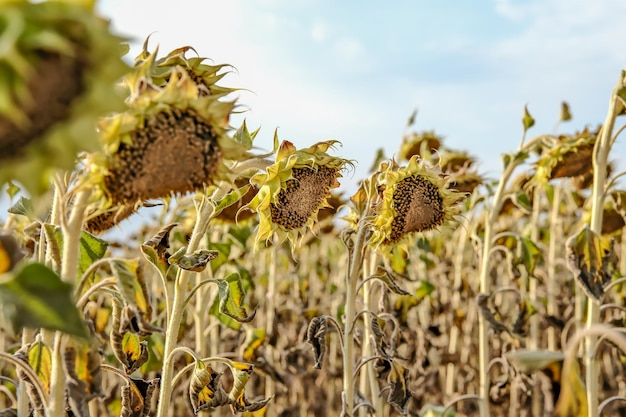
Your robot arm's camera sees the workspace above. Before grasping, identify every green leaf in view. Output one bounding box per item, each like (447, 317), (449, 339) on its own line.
(7, 196), (35, 219)
(208, 242), (231, 273)
(169, 249), (218, 272)
(233, 119), (260, 149)
(560, 101), (572, 122)
(519, 236), (543, 276)
(415, 280), (435, 300)
(522, 104), (535, 132)
(515, 191), (532, 212)
(0, 263), (87, 337)
(217, 274), (255, 323)
(47, 226), (108, 279)
(242, 328), (266, 363)
(28, 340), (52, 394)
(110, 259), (153, 327)
(5, 181), (20, 200)
(213, 185), (251, 218)
(209, 294), (241, 330)
(502, 153), (512, 170)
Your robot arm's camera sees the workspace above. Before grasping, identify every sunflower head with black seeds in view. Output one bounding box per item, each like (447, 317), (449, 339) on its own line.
(83, 42), (249, 225)
(370, 156), (464, 251)
(241, 139), (353, 248)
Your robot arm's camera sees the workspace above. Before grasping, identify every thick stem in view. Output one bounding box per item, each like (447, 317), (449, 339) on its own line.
(585, 74), (622, 417)
(343, 219), (369, 416)
(49, 189), (89, 417)
(155, 193), (219, 417)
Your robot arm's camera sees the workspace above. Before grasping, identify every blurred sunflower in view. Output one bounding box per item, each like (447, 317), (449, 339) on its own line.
(398, 130), (442, 162)
(83, 41), (249, 227)
(241, 139), (353, 247)
(533, 128), (599, 187)
(0, 0), (128, 195)
(370, 156), (464, 250)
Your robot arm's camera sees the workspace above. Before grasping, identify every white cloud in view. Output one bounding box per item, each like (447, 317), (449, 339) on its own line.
(311, 20), (329, 42)
(334, 37), (365, 61)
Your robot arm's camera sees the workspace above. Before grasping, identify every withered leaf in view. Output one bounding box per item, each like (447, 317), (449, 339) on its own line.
(477, 293), (511, 335)
(386, 361), (412, 415)
(566, 225), (614, 302)
(168, 248), (218, 272)
(217, 274), (256, 323)
(190, 361), (229, 413)
(306, 317), (328, 369)
(121, 377), (159, 417)
(141, 222), (179, 263)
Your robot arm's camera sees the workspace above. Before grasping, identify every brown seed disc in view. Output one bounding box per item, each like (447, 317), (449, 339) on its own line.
(270, 165), (338, 231)
(387, 175), (444, 243)
(104, 108), (222, 204)
(550, 144), (593, 179)
(0, 50), (85, 158)
(85, 204), (138, 235)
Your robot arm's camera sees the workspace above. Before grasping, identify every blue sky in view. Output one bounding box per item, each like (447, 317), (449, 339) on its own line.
(2, 0), (626, 223)
(95, 0), (626, 193)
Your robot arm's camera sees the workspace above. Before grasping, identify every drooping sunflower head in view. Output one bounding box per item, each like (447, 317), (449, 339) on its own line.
(242, 139), (353, 248)
(84, 41), (249, 214)
(398, 130), (442, 162)
(533, 128), (598, 187)
(370, 156), (464, 250)
(0, 0), (129, 195)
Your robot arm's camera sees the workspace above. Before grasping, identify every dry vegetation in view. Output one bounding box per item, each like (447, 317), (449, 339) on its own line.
(2, 2), (626, 417)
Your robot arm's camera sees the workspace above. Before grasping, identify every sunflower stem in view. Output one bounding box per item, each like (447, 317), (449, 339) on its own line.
(49, 188), (89, 417)
(477, 145), (530, 417)
(584, 73), (623, 417)
(342, 210), (370, 415)
(155, 189), (223, 417)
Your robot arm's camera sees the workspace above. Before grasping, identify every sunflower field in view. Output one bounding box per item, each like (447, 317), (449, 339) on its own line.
(2, 2), (626, 417)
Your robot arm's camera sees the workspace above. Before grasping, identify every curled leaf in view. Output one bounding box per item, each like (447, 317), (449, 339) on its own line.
(386, 361), (412, 415)
(169, 249), (218, 272)
(477, 293), (511, 335)
(189, 361), (229, 413)
(306, 317), (328, 369)
(141, 223), (179, 263)
(217, 274), (256, 323)
(121, 377), (159, 417)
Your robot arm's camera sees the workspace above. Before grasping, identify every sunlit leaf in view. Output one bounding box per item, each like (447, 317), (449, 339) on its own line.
(522, 104), (535, 132)
(233, 119), (260, 149)
(217, 274), (256, 323)
(0, 263), (87, 337)
(243, 328), (266, 363)
(519, 236), (543, 276)
(560, 101), (572, 122)
(554, 358), (587, 417)
(213, 184), (252, 219)
(566, 225), (613, 302)
(415, 280), (435, 300)
(5, 181), (20, 200)
(121, 333), (149, 375)
(110, 259), (154, 332)
(46, 226), (108, 279)
(189, 360), (228, 413)
(28, 340), (52, 394)
(7, 196), (35, 219)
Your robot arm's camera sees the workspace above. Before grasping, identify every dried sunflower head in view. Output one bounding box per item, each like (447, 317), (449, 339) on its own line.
(370, 156), (464, 250)
(0, 0), (128, 195)
(83, 42), (249, 213)
(533, 128), (598, 186)
(398, 130), (442, 162)
(438, 150), (476, 174)
(241, 139), (353, 247)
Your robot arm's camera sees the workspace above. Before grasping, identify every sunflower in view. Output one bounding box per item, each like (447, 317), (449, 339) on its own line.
(370, 156), (464, 250)
(83, 41), (248, 221)
(0, 0), (128, 195)
(398, 130), (442, 162)
(533, 128), (598, 186)
(241, 139), (353, 247)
